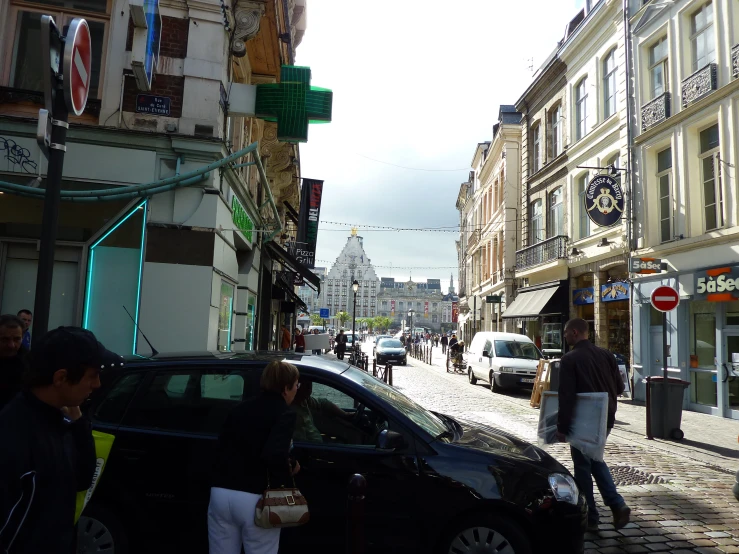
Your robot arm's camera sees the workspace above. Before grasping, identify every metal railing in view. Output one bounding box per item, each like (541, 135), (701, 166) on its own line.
(515, 235), (568, 271)
(467, 229), (480, 250)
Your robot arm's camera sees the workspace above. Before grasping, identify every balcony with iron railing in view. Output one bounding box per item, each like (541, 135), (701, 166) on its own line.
(466, 229), (480, 251)
(515, 235), (568, 271)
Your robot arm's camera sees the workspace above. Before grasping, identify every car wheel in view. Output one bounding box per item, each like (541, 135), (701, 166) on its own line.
(490, 372), (501, 394)
(441, 514), (531, 554)
(468, 368), (477, 385)
(77, 504), (128, 554)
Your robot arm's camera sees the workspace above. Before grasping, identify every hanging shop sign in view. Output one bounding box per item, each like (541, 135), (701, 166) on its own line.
(601, 282), (629, 302)
(584, 174), (624, 228)
(295, 178), (323, 269)
(572, 287), (595, 305)
(630, 257), (665, 274)
(231, 196), (254, 244)
(695, 266), (739, 302)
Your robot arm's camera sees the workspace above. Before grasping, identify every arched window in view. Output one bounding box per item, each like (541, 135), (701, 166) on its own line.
(603, 49), (617, 119)
(548, 187), (564, 237)
(530, 199), (544, 244)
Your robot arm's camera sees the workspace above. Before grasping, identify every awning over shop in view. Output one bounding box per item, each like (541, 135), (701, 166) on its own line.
(274, 274), (309, 312)
(264, 241), (321, 294)
(502, 286), (560, 319)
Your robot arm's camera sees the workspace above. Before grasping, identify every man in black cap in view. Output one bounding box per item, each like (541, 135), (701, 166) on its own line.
(0, 326), (123, 553)
(0, 314), (28, 411)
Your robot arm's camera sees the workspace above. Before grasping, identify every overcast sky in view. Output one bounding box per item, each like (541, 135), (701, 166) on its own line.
(298, 0), (585, 291)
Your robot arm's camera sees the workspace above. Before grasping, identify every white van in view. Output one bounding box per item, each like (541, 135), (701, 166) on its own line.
(466, 332), (542, 393)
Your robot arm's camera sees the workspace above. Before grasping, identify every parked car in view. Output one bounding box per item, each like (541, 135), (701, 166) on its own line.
(375, 338), (407, 366)
(466, 332), (543, 393)
(78, 352), (585, 554)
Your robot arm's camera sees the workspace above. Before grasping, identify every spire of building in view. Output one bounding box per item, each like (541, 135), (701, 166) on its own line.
(449, 273), (455, 294)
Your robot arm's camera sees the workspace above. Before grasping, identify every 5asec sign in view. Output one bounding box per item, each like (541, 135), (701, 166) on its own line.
(695, 266), (739, 302)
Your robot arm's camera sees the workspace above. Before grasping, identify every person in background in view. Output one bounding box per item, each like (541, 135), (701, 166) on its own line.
(281, 325), (291, 351)
(311, 328), (322, 355)
(556, 318), (630, 532)
(441, 333), (449, 355)
(0, 327), (119, 553)
(0, 315), (28, 411)
(209, 360), (300, 554)
(17, 310), (32, 350)
(294, 327), (305, 353)
(335, 329), (347, 360)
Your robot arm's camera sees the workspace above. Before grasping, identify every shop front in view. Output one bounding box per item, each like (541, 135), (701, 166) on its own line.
(633, 265), (739, 420)
(503, 280), (569, 358)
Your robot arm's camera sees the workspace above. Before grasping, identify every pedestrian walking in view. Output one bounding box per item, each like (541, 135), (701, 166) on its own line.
(0, 314), (28, 411)
(294, 328), (305, 353)
(441, 334), (448, 355)
(556, 318), (630, 531)
(280, 325), (291, 351)
(17, 309), (32, 350)
(335, 329), (347, 360)
(434, 335), (439, 348)
(0, 327), (121, 554)
(208, 360), (301, 554)
(311, 329), (322, 355)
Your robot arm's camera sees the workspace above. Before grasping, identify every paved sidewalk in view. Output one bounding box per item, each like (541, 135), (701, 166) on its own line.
(389, 345), (739, 554)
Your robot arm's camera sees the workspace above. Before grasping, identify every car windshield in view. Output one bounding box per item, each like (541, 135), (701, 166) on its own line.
(378, 339), (403, 348)
(346, 368), (449, 439)
(494, 340), (540, 360)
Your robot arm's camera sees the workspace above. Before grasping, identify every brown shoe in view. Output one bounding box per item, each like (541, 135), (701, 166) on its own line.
(612, 504), (631, 529)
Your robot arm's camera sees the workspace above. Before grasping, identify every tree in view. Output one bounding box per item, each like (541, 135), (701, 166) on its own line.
(365, 318), (375, 332)
(374, 316), (392, 333)
(336, 311), (350, 328)
(310, 313), (323, 326)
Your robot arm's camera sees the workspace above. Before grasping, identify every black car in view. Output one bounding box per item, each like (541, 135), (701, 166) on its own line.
(78, 352), (586, 554)
(375, 338), (407, 366)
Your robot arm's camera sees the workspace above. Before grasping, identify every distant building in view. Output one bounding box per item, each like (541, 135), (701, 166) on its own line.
(324, 230), (380, 327)
(297, 267), (328, 327)
(377, 277), (453, 333)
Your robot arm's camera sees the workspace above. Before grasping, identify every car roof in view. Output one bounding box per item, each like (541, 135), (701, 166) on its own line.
(472, 332), (534, 342)
(122, 351), (351, 375)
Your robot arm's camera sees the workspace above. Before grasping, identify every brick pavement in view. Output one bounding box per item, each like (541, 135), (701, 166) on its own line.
(371, 342), (739, 554)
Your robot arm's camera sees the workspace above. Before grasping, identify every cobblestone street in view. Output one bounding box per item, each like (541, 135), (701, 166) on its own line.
(376, 343), (739, 553)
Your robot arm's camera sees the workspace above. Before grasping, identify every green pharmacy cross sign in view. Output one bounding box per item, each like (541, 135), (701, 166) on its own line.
(255, 65), (333, 143)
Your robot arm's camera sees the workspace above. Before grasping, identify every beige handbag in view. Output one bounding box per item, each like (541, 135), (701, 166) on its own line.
(254, 471), (310, 529)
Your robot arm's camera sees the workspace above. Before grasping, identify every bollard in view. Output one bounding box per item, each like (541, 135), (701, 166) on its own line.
(346, 473), (366, 554)
(372, 358), (377, 377)
(388, 363), (393, 386)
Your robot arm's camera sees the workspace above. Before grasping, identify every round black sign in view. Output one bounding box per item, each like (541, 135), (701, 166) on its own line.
(585, 174), (624, 228)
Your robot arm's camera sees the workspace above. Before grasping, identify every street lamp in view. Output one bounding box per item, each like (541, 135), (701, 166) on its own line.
(351, 280), (359, 348)
(408, 309), (415, 337)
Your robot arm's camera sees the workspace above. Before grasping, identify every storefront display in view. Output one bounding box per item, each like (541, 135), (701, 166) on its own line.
(601, 280), (630, 362)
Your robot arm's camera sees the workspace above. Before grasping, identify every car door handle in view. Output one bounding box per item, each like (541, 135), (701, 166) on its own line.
(118, 448), (146, 461)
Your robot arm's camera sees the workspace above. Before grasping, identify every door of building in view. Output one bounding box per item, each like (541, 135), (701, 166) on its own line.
(722, 332), (739, 419)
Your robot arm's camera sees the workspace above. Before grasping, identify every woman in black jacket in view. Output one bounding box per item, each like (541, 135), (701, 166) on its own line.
(208, 360), (300, 554)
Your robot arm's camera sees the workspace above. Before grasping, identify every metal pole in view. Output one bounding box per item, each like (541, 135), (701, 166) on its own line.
(346, 474), (366, 554)
(662, 310), (669, 438)
(33, 93), (68, 343)
(352, 292), (357, 350)
(473, 296), (477, 336)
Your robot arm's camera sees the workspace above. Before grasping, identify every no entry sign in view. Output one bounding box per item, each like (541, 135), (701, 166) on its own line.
(650, 285), (680, 312)
(63, 18), (92, 116)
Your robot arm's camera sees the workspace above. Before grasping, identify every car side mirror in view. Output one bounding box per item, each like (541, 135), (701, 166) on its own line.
(376, 429), (406, 451)
(482, 350), (489, 358)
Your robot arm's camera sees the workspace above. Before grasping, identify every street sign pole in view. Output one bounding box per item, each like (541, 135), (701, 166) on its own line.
(648, 285), (680, 440)
(32, 17), (91, 344)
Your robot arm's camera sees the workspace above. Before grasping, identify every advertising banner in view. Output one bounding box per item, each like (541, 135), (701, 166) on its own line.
(601, 282), (629, 302)
(572, 287), (595, 305)
(391, 300), (396, 316)
(695, 266), (739, 302)
(424, 301), (429, 318)
(452, 301), (458, 323)
(584, 174), (624, 228)
(295, 178), (324, 268)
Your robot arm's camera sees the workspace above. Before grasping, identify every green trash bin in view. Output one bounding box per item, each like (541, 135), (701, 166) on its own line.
(648, 376), (690, 440)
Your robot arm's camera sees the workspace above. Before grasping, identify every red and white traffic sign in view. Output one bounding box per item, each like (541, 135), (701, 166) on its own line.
(63, 18), (91, 116)
(650, 285), (680, 312)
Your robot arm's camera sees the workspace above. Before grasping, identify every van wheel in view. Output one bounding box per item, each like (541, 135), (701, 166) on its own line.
(468, 369), (477, 385)
(490, 372), (500, 394)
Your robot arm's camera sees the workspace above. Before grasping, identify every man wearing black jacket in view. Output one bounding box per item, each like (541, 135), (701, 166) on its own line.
(0, 315), (28, 411)
(556, 318), (630, 532)
(0, 327), (121, 554)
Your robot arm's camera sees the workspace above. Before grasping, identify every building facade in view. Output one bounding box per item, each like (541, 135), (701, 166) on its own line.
(377, 278), (450, 333)
(628, 0), (739, 419)
(324, 230), (380, 326)
(297, 266), (327, 327)
(0, 0), (321, 354)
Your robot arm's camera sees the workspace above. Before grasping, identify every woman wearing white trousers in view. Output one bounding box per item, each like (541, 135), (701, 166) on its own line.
(208, 361), (301, 553)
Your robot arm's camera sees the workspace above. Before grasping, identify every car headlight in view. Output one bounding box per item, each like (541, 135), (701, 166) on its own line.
(548, 473), (579, 505)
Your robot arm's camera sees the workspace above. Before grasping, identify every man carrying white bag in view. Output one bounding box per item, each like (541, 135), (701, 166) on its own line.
(542, 318), (631, 533)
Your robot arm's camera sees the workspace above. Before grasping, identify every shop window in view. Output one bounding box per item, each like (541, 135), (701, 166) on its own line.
(689, 301), (718, 406)
(83, 201), (147, 355)
(649, 305), (663, 326)
(217, 281), (235, 352)
(8, 1), (109, 98)
(246, 294), (256, 350)
(606, 300), (629, 362)
(725, 301), (739, 326)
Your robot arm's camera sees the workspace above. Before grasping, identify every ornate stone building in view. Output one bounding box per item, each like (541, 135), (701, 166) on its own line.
(323, 230), (380, 325)
(377, 278), (450, 333)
